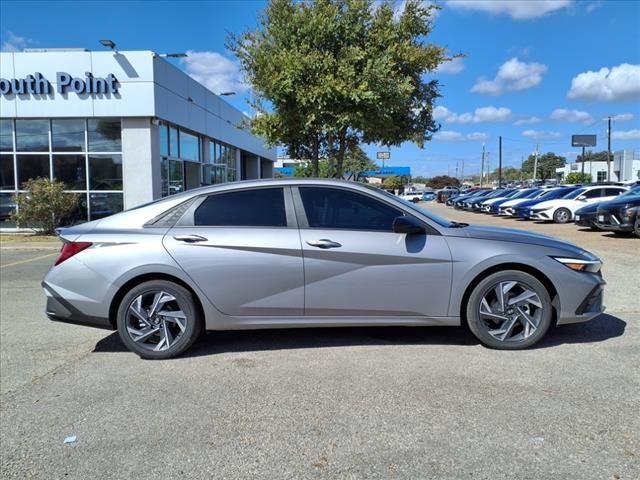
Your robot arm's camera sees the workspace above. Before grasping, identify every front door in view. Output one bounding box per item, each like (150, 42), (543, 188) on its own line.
(294, 186), (452, 317)
(163, 186), (304, 316)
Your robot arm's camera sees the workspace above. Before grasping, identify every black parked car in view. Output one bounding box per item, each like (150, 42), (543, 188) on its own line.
(574, 202), (600, 229)
(594, 191), (640, 237)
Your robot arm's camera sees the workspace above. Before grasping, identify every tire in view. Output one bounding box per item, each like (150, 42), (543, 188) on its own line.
(116, 280), (202, 359)
(466, 270), (553, 350)
(553, 208), (571, 224)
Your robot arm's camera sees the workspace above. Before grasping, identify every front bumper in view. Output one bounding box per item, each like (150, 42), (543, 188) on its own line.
(530, 209), (553, 220)
(594, 212), (635, 232)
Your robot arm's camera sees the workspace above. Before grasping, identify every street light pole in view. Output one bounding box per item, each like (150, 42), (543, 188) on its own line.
(498, 136), (502, 187)
(607, 115), (612, 181)
(480, 144), (485, 188)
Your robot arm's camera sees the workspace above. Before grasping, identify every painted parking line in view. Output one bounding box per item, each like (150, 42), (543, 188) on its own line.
(0, 252), (57, 269)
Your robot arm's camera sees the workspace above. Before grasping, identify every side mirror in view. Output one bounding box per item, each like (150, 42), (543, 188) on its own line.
(393, 216), (426, 235)
(577, 195), (587, 201)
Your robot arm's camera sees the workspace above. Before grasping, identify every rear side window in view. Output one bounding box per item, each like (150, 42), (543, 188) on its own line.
(604, 188), (624, 196)
(299, 187), (401, 231)
(583, 188), (603, 199)
(194, 188), (286, 227)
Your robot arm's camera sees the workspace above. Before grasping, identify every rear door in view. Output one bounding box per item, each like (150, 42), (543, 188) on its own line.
(163, 186), (304, 316)
(294, 186), (452, 317)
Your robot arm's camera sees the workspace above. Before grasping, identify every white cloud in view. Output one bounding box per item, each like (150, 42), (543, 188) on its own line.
(522, 129), (562, 140)
(471, 57), (547, 95)
(550, 108), (594, 124)
(567, 63), (640, 102)
(435, 57), (464, 75)
(514, 116), (542, 126)
(182, 50), (248, 95)
(612, 113), (634, 122)
(433, 105), (512, 124)
(434, 130), (489, 142)
(0, 31), (36, 52)
(611, 129), (640, 141)
(447, 0), (573, 20)
(585, 1), (603, 14)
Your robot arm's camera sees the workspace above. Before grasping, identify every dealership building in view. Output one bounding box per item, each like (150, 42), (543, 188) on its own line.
(0, 49), (276, 227)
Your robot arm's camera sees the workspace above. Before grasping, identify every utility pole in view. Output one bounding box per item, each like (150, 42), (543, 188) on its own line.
(607, 115), (612, 181)
(480, 144), (486, 188)
(581, 146), (585, 176)
(455, 161), (459, 179)
(533, 143), (539, 183)
(461, 160), (464, 182)
(486, 152), (491, 185)
(498, 136), (503, 188)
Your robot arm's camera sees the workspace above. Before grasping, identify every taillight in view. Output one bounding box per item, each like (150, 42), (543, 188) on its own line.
(54, 241), (93, 266)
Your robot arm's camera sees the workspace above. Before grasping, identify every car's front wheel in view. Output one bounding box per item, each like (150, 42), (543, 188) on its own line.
(553, 208), (571, 223)
(466, 270), (553, 350)
(116, 280), (202, 359)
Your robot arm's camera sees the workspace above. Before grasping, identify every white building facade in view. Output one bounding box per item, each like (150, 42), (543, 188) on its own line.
(0, 49), (276, 226)
(555, 150), (640, 183)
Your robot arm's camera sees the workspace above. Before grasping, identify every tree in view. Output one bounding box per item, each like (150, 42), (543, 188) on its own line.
(521, 152), (566, 181)
(411, 176), (430, 184)
(383, 175), (403, 192)
(343, 145), (378, 181)
(11, 178), (79, 235)
(426, 175), (460, 189)
(565, 172), (592, 184)
(577, 150), (610, 163)
(230, 0), (447, 177)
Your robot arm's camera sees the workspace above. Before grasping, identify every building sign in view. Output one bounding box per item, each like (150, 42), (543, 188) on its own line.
(376, 151), (391, 160)
(571, 134), (596, 147)
(0, 72), (119, 96)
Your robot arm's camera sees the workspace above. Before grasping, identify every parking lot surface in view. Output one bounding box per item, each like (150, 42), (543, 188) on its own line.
(1, 208), (639, 479)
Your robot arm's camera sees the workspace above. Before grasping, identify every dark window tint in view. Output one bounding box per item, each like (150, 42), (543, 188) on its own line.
(0, 154), (15, 189)
(583, 188), (603, 199)
(90, 154), (122, 190)
(16, 154), (50, 186)
(53, 154), (86, 189)
(604, 188), (623, 196)
(89, 192), (123, 220)
(88, 119), (121, 151)
(299, 187), (401, 231)
(0, 119), (13, 152)
(52, 119), (85, 152)
(194, 188), (286, 227)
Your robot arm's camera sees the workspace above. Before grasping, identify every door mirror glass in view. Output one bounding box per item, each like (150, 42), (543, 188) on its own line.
(577, 195), (587, 201)
(392, 216), (426, 234)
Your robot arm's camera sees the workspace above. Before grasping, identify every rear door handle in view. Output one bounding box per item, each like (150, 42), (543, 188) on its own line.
(173, 234), (208, 243)
(306, 239), (342, 249)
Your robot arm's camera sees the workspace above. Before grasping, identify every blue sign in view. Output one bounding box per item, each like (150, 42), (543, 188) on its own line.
(0, 72), (120, 96)
(361, 166), (411, 177)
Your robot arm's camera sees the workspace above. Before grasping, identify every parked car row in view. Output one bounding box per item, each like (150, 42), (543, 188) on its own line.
(440, 184), (640, 238)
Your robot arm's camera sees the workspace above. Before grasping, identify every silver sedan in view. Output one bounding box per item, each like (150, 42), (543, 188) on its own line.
(42, 179), (605, 359)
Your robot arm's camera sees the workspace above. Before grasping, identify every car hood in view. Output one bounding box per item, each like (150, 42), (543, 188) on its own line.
(444, 224), (584, 254)
(597, 196), (640, 211)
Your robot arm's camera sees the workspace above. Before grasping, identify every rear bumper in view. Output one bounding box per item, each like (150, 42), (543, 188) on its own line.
(42, 281), (114, 330)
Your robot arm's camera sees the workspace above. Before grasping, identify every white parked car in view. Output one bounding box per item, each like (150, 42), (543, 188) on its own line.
(399, 191), (424, 203)
(530, 186), (628, 223)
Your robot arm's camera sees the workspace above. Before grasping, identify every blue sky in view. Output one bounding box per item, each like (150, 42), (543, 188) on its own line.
(1, 0), (639, 177)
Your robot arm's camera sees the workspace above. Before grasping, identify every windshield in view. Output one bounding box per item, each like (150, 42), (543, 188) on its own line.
(618, 187), (639, 198)
(562, 188), (587, 199)
(511, 189), (535, 199)
(373, 187), (453, 227)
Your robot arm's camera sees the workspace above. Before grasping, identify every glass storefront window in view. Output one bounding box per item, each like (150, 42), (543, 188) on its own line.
(16, 154), (50, 187)
(0, 154), (15, 189)
(64, 194), (88, 225)
(159, 124), (169, 156)
(88, 118), (121, 152)
(169, 127), (179, 157)
(89, 192), (123, 220)
(52, 119), (85, 152)
(15, 119), (49, 152)
(0, 119), (13, 152)
(169, 159), (184, 194)
(90, 154), (122, 190)
(0, 192), (16, 227)
(180, 131), (199, 162)
(53, 154), (86, 190)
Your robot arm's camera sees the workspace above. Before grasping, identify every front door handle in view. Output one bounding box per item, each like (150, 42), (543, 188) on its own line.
(173, 234), (208, 243)
(306, 239), (342, 249)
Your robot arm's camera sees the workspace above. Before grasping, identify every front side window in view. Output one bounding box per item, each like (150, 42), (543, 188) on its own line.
(299, 187), (401, 231)
(194, 188), (286, 227)
(583, 188), (603, 199)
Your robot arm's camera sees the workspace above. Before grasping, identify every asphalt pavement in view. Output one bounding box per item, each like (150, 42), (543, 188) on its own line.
(1, 211), (638, 479)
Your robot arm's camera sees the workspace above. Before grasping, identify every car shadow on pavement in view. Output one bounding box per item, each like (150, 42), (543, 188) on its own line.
(92, 313), (626, 358)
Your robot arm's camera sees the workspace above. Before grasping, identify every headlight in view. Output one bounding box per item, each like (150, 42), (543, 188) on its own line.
(553, 257), (602, 273)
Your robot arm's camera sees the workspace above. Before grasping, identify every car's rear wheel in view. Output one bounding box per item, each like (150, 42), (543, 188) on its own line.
(116, 280), (202, 359)
(466, 270), (553, 350)
(553, 208), (571, 224)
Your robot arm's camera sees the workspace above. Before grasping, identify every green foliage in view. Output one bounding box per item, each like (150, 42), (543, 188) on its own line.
(565, 172), (592, 184)
(576, 150), (611, 163)
(11, 178), (79, 235)
(343, 145), (378, 181)
(229, 0), (447, 177)
(521, 152), (566, 181)
(411, 176), (430, 184)
(426, 175), (460, 189)
(383, 175), (403, 191)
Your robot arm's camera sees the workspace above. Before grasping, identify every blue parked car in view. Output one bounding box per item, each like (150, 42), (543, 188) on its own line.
(488, 188), (540, 214)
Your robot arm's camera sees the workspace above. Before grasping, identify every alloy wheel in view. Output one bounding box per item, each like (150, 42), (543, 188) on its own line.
(478, 281), (543, 343)
(125, 291), (188, 352)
